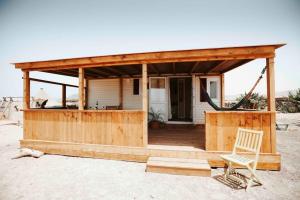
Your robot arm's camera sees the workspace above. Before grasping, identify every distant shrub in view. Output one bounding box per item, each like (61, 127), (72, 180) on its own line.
(236, 92), (267, 110)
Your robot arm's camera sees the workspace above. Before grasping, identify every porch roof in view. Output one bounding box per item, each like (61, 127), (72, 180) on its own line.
(14, 43), (284, 78)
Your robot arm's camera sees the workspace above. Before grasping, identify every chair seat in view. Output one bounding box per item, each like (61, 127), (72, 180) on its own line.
(220, 154), (254, 166)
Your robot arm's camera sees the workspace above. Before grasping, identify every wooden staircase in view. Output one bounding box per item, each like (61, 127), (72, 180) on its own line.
(146, 157), (211, 177)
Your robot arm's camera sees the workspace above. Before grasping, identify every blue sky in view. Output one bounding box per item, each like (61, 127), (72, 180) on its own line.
(0, 0), (299, 99)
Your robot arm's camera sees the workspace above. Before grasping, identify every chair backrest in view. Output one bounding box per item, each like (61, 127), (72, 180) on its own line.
(233, 128), (264, 155)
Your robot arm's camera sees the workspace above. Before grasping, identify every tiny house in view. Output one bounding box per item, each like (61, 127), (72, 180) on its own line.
(14, 44), (284, 170)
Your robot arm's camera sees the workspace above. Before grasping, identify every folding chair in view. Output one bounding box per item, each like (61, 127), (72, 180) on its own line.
(220, 128), (264, 189)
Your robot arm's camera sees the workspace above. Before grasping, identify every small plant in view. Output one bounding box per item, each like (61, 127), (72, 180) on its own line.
(148, 107), (165, 129)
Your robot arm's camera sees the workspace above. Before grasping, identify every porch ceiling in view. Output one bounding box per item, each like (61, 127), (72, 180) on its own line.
(42, 59), (253, 78)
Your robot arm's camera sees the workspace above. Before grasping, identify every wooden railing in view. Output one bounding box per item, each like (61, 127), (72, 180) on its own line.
(205, 111), (276, 153)
(23, 109), (145, 147)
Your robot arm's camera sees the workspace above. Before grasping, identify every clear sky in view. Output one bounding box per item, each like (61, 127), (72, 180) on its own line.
(0, 0), (299, 99)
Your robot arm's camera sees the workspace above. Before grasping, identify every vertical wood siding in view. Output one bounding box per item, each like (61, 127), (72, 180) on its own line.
(205, 111), (276, 153)
(24, 110), (144, 147)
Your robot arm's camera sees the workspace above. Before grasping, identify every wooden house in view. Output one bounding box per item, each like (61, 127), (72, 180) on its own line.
(14, 44), (284, 172)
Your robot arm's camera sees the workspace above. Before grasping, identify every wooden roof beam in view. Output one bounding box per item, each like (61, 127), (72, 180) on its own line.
(172, 63), (176, 74)
(150, 64), (160, 75)
(29, 78), (78, 88)
(190, 61), (200, 74)
(14, 44), (284, 70)
(104, 67), (132, 77)
(87, 68), (110, 78)
(204, 60), (230, 73)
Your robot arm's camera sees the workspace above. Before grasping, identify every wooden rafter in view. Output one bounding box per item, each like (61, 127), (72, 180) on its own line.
(172, 63), (176, 74)
(190, 61), (200, 74)
(204, 60), (230, 73)
(150, 64), (160, 75)
(87, 68), (110, 77)
(29, 78), (78, 88)
(220, 59), (253, 73)
(104, 67), (132, 77)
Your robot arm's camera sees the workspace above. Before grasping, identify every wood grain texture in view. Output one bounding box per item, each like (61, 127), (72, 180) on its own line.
(20, 139), (281, 170)
(79, 68), (85, 110)
(14, 44), (284, 70)
(266, 57), (275, 111)
(23, 110), (144, 147)
(23, 71), (30, 110)
(205, 111), (276, 153)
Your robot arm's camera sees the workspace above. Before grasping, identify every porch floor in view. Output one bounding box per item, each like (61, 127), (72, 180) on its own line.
(148, 124), (205, 151)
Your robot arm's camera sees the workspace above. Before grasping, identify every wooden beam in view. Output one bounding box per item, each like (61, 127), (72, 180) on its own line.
(84, 79), (88, 108)
(15, 44), (283, 70)
(205, 60), (229, 73)
(149, 64), (160, 75)
(172, 63), (176, 74)
(190, 61), (200, 74)
(266, 58), (275, 111)
(62, 84), (66, 107)
(220, 59), (253, 73)
(87, 68), (110, 77)
(220, 74), (225, 107)
(104, 67), (131, 77)
(119, 78), (123, 109)
(23, 71), (30, 109)
(29, 78), (78, 88)
(79, 68), (85, 110)
(142, 64), (148, 147)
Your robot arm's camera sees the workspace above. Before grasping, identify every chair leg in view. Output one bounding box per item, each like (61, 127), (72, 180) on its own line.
(246, 165), (262, 190)
(224, 161), (231, 180)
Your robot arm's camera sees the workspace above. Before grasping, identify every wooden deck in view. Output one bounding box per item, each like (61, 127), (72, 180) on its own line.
(148, 125), (205, 150)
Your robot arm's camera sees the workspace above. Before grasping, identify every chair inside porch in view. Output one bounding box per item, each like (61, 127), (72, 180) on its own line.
(148, 124), (205, 151)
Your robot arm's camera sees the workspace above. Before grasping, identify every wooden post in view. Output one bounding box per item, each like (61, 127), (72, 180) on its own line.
(266, 58), (275, 111)
(85, 79), (89, 109)
(266, 57), (276, 153)
(220, 74), (225, 107)
(79, 68), (85, 110)
(62, 84), (66, 108)
(23, 71), (30, 109)
(119, 78), (123, 109)
(142, 64), (148, 146)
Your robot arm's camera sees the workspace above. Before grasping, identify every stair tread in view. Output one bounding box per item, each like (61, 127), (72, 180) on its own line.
(147, 157), (211, 170)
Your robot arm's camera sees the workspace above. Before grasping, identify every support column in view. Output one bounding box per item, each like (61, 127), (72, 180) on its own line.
(119, 78), (123, 109)
(79, 68), (85, 110)
(85, 79), (89, 109)
(266, 57), (276, 153)
(142, 64), (148, 146)
(23, 71), (30, 109)
(220, 74), (225, 107)
(266, 58), (275, 111)
(62, 84), (66, 108)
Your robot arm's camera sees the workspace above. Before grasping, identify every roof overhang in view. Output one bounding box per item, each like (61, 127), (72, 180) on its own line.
(13, 44), (285, 75)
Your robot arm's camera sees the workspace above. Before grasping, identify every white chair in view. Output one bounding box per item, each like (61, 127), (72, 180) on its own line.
(220, 128), (264, 189)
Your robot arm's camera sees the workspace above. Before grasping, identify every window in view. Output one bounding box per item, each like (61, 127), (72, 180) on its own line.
(150, 78), (165, 88)
(210, 81), (217, 98)
(200, 78), (207, 102)
(133, 79), (140, 95)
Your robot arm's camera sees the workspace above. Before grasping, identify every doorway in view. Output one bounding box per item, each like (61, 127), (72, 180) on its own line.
(169, 77), (192, 121)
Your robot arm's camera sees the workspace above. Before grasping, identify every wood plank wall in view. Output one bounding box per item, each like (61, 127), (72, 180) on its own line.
(24, 110), (144, 147)
(205, 111), (276, 153)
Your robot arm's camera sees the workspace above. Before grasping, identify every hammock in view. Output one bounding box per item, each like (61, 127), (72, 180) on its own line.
(201, 66), (266, 111)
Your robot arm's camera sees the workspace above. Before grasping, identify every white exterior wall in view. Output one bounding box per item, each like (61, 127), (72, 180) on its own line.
(123, 78), (142, 110)
(88, 76), (220, 124)
(88, 78), (142, 110)
(193, 76), (221, 124)
(88, 79), (120, 109)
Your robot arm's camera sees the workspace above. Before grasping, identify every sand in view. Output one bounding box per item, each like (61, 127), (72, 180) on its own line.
(0, 113), (300, 200)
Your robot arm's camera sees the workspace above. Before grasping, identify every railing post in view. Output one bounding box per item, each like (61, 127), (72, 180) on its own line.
(23, 70), (30, 109)
(62, 84), (66, 108)
(220, 73), (225, 107)
(142, 63), (148, 146)
(79, 68), (85, 110)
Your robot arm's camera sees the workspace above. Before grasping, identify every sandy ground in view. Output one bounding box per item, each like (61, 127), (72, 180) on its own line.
(0, 114), (300, 200)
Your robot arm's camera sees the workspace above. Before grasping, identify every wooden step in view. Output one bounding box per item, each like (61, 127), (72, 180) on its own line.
(146, 157), (211, 177)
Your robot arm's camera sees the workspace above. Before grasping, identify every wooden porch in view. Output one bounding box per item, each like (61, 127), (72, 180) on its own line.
(15, 44), (284, 171)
